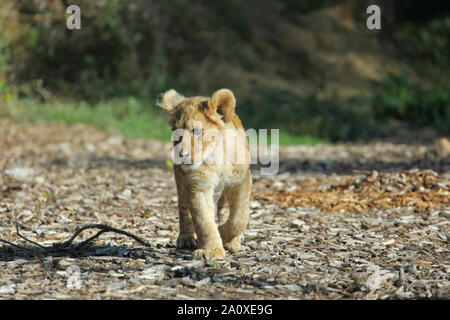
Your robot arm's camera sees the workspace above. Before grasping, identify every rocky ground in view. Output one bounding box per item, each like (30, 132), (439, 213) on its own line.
(0, 120), (449, 299)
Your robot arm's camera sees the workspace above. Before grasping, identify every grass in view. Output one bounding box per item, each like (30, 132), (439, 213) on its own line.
(277, 133), (328, 145)
(1, 96), (171, 141)
(0, 96), (326, 145)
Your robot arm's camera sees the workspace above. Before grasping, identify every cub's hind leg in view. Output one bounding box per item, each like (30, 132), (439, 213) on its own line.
(217, 192), (230, 226)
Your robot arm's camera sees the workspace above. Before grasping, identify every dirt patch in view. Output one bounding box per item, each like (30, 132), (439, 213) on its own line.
(0, 120), (449, 299)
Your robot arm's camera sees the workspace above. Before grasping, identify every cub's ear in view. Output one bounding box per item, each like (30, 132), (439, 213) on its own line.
(208, 89), (236, 122)
(157, 89), (185, 114)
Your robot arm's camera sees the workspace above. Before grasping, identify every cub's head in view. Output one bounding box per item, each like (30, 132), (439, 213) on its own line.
(157, 89), (240, 169)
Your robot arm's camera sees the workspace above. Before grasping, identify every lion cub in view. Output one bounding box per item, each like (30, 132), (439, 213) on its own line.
(158, 89), (252, 260)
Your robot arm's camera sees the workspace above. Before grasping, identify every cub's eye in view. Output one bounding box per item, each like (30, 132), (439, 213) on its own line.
(192, 127), (202, 137)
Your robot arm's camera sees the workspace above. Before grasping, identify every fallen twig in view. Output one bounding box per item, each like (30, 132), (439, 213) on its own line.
(14, 220), (46, 249)
(0, 222), (151, 254)
(56, 224), (151, 248)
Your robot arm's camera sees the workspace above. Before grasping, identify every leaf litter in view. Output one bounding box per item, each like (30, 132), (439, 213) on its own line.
(0, 120), (449, 299)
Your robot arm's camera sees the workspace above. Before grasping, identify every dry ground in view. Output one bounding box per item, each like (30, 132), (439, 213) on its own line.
(0, 120), (449, 299)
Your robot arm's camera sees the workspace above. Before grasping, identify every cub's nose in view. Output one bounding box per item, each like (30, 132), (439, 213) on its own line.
(179, 150), (190, 158)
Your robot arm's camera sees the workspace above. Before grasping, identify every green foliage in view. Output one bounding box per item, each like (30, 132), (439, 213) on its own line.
(1, 0), (172, 99)
(280, 0), (338, 14)
(372, 74), (450, 133)
(240, 89), (374, 142)
(0, 31), (10, 93)
(401, 17), (450, 67)
(0, 0), (345, 102)
(0, 33), (9, 71)
(1, 1), (448, 143)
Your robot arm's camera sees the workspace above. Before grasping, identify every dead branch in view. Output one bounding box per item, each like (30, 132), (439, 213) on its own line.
(0, 222), (151, 254)
(14, 220), (46, 249)
(56, 224), (151, 248)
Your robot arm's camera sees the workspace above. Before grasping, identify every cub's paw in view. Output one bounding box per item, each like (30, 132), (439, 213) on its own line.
(223, 236), (241, 253)
(176, 235), (197, 249)
(192, 248), (225, 260)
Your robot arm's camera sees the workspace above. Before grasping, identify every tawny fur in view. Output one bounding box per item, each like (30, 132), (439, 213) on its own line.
(157, 89), (252, 260)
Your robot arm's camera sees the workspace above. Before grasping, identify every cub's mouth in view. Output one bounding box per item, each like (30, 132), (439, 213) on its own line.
(178, 146), (217, 171)
(180, 161), (203, 171)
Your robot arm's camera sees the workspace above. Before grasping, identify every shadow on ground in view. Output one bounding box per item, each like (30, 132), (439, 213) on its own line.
(50, 157), (167, 170)
(0, 243), (192, 262)
(47, 154), (450, 176)
(274, 157), (450, 175)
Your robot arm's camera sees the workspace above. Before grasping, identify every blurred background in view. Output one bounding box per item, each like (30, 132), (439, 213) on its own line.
(0, 0), (449, 144)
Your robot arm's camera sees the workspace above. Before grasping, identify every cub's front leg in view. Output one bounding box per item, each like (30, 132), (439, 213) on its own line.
(219, 173), (252, 253)
(189, 187), (225, 260)
(175, 168), (197, 249)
